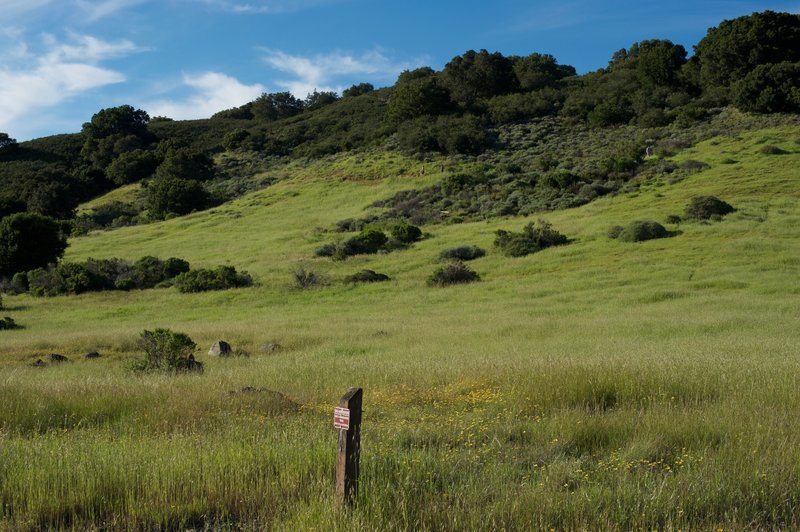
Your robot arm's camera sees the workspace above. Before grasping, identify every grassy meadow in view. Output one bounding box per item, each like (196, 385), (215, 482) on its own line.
(1, 126), (800, 529)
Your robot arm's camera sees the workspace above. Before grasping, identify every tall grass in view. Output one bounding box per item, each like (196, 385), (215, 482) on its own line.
(0, 127), (799, 529)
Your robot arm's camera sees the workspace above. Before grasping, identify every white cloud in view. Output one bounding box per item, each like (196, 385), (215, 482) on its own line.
(75, 0), (149, 22)
(194, 0), (339, 14)
(144, 72), (265, 119)
(262, 49), (421, 97)
(0, 32), (136, 138)
(0, 0), (53, 20)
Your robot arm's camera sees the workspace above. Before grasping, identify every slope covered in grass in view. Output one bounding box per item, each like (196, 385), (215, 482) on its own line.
(0, 125), (799, 529)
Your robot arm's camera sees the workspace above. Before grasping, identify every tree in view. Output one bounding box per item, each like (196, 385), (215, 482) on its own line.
(106, 149), (159, 185)
(734, 61), (800, 113)
(0, 213), (68, 277)
(250, 92), (305, 121)
(0, 133), (18, 155)
(155, 148), (214, 181)
(694, 11), (800, 89)
(442, 49), (519, 106)
(305, 90), (340, 110)
(386, 73), (453, 122)
(145, 176), (208, 219)
(80, 105), (153, 168)
(512, 53), (576, 91)
(343, 83), (374, 98)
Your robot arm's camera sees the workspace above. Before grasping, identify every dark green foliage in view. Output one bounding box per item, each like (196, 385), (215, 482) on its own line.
(155, 148), (214, 181)
(487, 88), (563, 124)
(0, 133), (18, 155)
(759, 144), (788, 155)
(0, 316), (20, 330)
(173, 266), (252, 293)
(223, 129), (251, 151)
(494, 219), (568, 257)
(734, 62), (800, 113)
(305, 90), (340, 111)
(23, 256), (191, 296)
(343, 83), (374, 98)
(427, 261), (480, 286)
(442, 49), (518, 106)
(250, 92), (305, 121)
(438, 245), (486, 262)
(512, 53), (576, 91)
(609, 220), (669, 242)
(106, 149), (159, 185)
(395, 115), (491, 155)
(133, 328), (201, 373)
(344, 269), (390, 283)
(145, 176), (209, 219)
(694, 11), (800, 89)
(72, 201), (143, 235)
(0, 213), (68, 277)
(386, 72), (453, 122)
(80, 105), (153, 169)
(314, 243), (337, 257)
(665, 214), (682, 224)
(390, 221), (422, 244)
(339, 228), (389, 257)
(684, 196), (735, 220)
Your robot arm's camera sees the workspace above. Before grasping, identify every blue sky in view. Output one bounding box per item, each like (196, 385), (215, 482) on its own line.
(1, 0), (798, 140)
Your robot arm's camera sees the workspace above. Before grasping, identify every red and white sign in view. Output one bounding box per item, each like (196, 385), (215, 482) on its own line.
(333, 407), (350, 430)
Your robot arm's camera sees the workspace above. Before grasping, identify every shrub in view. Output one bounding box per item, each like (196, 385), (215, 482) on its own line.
(314, 243), (337, 257)
(0, 316), (20, 330)
(344, 270), (391, 283)
(494, 219), (569, 257)
(438, 245), (486, 262)
(390, 221), (422, 244)
(607, 225), (625, 239)
(760, 145), (788, 155)
(330, 228), (390, 259)
(428, 261), (480, 286)
(173, 266), (252, 293)
(133, 328), (201, 373)
(665, 214), (682, 224)
(292, 266), (325, 289)
(684, 196), (735, 220)
(610, 220), (669, 242)
(0, 213), (68, 278)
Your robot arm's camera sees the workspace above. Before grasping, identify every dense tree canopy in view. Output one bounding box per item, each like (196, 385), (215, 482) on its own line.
(0, 213), (68, 277)
(386, 70), (453, 122)
(694, 10), (800, 89)
(442, 49), (519, 105)
(511, 53), (576, 91)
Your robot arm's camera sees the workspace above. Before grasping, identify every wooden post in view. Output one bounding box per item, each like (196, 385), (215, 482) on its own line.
(335, 387), (362, 509)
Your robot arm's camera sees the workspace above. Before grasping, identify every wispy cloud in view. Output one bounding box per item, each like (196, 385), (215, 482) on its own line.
(193, 0), (341, 14)
(144, 72), (265, 119)
(0, 32), (138, 138)
(0, 0), (54, 20)
(75, 0), (149, 22)
(261, 49), (422, 96)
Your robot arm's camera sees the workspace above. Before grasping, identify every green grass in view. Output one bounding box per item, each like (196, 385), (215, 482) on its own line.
(1, 126), (799, 529)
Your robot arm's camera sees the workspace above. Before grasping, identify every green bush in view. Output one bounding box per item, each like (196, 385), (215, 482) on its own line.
(438, 245), (486, 261)
(684, 196), (735, 220)
(344, 270), (391, 283)
(428, 261), (480, 287)
(610, 220), (669, 242)
(132, 328), (201, 373)
(494, 219), (569, 257)
(314, 243), (337, 257)
(390, 221), (422, 244)
(760, 144), (788, 155)
(173, 266), (252, 293)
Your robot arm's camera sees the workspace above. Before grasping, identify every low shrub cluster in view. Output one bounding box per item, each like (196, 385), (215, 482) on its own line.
(344, 270), (390, 283)
(292, 266), (326, 289)
(438, 245), (486, 262)
(428, 261), (480, 286)
(172, 266), (253, 293)
(316, 222), (422, 260)
(494, 219), (568, 257)
(22, 256), (190, 296)
(608, 220), (669, 242)
(684, 196), (735, 220)
(130, 328), (202, 373)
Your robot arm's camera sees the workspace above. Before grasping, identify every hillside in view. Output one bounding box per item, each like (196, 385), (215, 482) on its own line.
(0, 122), (798, 528)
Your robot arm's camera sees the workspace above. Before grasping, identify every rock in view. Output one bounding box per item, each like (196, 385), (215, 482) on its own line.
(259, 342), (281, 353)
(47, 353), (69, 363)
(84, 351), (101, 359)
(208, 340), (232, 357)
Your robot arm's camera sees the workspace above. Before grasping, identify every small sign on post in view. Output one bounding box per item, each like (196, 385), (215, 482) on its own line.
(335, 387), (362, 509)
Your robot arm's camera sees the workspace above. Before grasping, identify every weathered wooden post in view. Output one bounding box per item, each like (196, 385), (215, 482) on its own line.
(334, 387), (363, 509)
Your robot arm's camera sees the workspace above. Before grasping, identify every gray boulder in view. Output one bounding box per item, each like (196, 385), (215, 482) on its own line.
(208, 340), (232, 357)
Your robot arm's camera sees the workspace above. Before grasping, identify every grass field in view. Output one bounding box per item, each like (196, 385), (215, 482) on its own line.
(1, 126), (799, 529)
